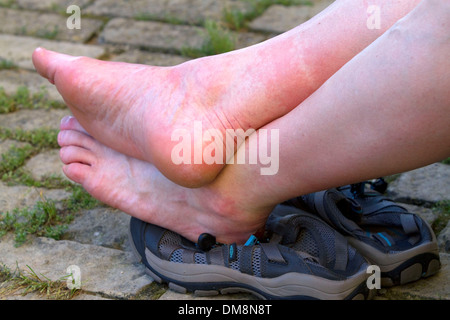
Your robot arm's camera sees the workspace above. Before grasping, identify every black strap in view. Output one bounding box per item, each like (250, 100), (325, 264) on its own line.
(333, 234), (348, 271)
(239, 246), (254, 275)
(260, 243), (286, 264)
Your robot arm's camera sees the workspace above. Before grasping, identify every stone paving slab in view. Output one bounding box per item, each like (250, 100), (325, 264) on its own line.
(376, 253), (450, 300)
(100, 17), (266, 53)
(0, 139), (30, 156)
(110, 49), (190, 66)
(388, 163), (450, 205)
(84, 0), (251, 24)
(0, 234), (151, 299)
(100, 18), (205, 52)
(249, 0), (336, 34)
(23, 149), (67, 182)
(0, 7), (103, 43)
(438, 222), (450, 253)
(0, 181), (70, 213)
(16, 0), (93, 11)
(0, 70), (63, 102)
(0, 34), (105, 71)
(0, 108), (70, 131)
(63, 207), (132, 250)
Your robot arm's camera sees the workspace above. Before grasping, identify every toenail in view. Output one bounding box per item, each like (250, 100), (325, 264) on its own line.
(61, 115), (73, 125)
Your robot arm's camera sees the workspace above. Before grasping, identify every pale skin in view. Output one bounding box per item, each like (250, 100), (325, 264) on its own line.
(33, 0), (421, 188)
(37, 0), (449, 244)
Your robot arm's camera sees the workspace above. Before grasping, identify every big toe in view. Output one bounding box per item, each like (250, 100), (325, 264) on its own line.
(32, 47), (80, 84)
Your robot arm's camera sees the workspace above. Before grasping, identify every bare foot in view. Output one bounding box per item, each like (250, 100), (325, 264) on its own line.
(32, 0), (423, 188)
(58, 117), (271, 244)
(33, 46), (304, 188)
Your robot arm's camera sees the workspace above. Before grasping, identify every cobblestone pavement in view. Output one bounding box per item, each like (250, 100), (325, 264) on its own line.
(0, 0), (449, 301)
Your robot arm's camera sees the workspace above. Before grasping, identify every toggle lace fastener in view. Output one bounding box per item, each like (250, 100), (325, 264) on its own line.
(197, 233), (217, 252)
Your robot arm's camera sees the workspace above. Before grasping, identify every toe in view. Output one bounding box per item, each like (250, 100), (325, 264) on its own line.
(62, 163), (91, 185)
(58, 129), (96, 149)
(32, 48), (79, 84)
(60, 116), (90, 134)
(60, 146), (96, 165)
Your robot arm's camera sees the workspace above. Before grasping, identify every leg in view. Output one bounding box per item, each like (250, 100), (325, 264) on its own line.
(58, 121), (265, 244)
(58, 0), (449, 244)
(216, 0), (450, 213)
(34, 0), (421, 188)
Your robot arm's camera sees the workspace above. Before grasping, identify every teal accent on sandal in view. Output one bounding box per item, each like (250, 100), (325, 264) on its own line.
(377, 232), (392, 246)
(229, 243), (237, 261)
(245, 235), (258, 246)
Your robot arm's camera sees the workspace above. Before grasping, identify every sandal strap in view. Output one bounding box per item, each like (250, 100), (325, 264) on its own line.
(260, 243), (286, 264)
(312, 190), (365, 237)
(267, 207), (350, 271)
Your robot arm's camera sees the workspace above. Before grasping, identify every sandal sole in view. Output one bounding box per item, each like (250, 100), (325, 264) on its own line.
(347, 238), (441, 287)
(128, 227), (373, 300)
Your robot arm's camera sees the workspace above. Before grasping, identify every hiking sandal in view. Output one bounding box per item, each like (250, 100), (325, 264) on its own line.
(128, 205), (372, 300)
(287, 182), (441, 287)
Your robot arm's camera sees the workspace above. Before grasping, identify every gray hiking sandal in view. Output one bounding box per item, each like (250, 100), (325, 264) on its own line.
(129, 205), (372, 300)
(287, 182), (441, 287)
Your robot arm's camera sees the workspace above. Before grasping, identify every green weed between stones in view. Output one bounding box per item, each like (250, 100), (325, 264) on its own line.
(0, 263), (81, 299)
(0, 187), (99, 247)
(223, 0), (313, 30)
(0, 86), (62, 185)
(0, 59), (17, 71)
(0, 86), (65, 113)
(0, 87), (100, 246)
(181, 20), (235, 58)
(432, 200), (450, 236)
(0, 195), (73, 247)
(181, 0), (314, 57)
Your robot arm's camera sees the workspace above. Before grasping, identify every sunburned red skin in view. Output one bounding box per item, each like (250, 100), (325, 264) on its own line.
(32, 1), (420, 188)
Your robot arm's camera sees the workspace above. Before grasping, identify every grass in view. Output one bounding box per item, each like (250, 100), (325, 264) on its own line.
(0, 59), (17, 71)
(132, 282), (168, 300)
(181, 0), (315, 57)
(0, 263), (81, 299)
(0, 144), (34, 175)
(0, 195), (74, 247)
(0, 184), (99, 247)
(0, 127), (59, 149)
(0, 86), (66, 114)
(0, 87), (63, 184)
(181, 20), (235, 58)
(0, 134), (60, 186)
(0, 0), (15, 8)
(63, 185), (100, 212)
(432, 200), (450, 236)
(0, 86), (99, 247)
(224, 0), (313, 30)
